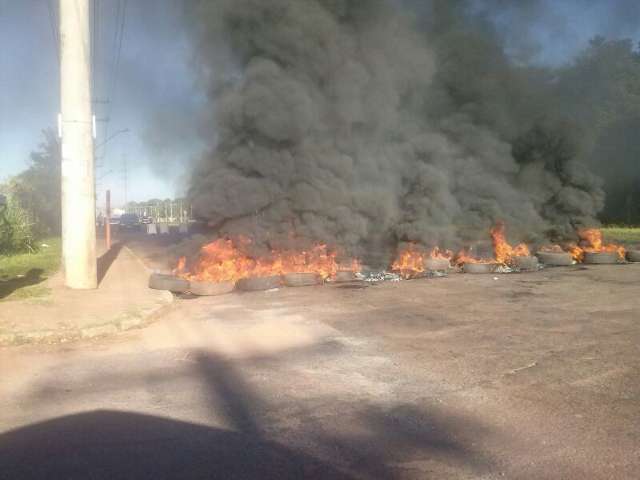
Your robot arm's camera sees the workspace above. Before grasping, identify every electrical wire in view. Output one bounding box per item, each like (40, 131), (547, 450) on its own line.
(101, 0), (128, 171)
(91, 0), (100, 95)
(45, 0), (60, 60)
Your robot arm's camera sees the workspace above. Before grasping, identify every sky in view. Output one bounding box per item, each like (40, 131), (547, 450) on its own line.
(1, 0), (639, 208)
(0, 0), (203, 207)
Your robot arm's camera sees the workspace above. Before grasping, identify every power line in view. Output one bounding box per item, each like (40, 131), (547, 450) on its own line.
(113, 0), (127, 88)
(109, 0), (127, 115)
(91, 0), (100, 95)
(101, 0), (128, 168)
(97, 0), (123, 144)
(106, 0), (124, 107)
(45, 0), (60, 60)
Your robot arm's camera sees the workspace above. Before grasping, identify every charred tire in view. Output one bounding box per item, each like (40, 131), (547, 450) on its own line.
(189, 281), (235, 297)
(148, 273), (190, 293)
(283, 273), (322, 287)
(462, 263), (497, 274)
(536, 252), (573, 266)
(583, 252), (619, 264)
(513, 256), (539, 271)
(626, 250), (640, 263)
(236, 276), (282, 292)
(424, 258), (451, 271)
(334, 271), (358, 283)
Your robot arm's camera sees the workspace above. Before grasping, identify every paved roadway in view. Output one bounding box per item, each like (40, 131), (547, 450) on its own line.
(1, 264), (639, 479)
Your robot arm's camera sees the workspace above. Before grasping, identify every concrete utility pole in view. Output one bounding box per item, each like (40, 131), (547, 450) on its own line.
(105, 190), (112, 250)
(122, 153), (128, 207)
(60, 0), (97, 289)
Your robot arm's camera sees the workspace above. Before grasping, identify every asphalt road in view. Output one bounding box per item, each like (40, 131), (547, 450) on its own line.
(1, 264), (639, 479)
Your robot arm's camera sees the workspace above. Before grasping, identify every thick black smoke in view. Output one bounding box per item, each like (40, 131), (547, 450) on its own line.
(186, 0), (604, 265)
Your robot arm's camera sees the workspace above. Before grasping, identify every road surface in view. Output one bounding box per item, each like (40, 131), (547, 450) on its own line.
(1, 264), (639, 479)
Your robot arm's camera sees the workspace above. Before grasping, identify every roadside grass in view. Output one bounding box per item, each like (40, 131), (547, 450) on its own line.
(0, 237), (61, 302)
(602, 227), (640, 246)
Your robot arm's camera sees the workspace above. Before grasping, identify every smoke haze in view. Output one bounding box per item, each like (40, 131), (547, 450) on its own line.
(184, 0), (608, 265)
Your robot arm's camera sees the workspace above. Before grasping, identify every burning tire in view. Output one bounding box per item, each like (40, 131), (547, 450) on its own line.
(189, 281), (235, 297)
(424, 258), (451, 271)
(513, 256), (539, 271)
(626, 250), (640, 263)
(236, 276), (282, 292)
(536, 252), (573, 266)
(627, 250), (640, 263)
(462, 263), (497, 274)
(148, 273), (190, 293)
(583, 252), (619, 264)
(283, 273), (322, 287)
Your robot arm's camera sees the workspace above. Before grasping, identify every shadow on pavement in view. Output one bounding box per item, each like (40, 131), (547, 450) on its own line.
(97, 242), (124, 285)
(0, 410), (356, 480)
(2, 347), (494, 479)
(0, 268), (45, 299)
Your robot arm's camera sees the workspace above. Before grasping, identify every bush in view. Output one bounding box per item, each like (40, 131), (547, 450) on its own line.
(0, 194), (35, 255)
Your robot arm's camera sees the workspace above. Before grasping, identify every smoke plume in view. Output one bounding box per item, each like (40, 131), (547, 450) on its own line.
(186, 0), (604, 266)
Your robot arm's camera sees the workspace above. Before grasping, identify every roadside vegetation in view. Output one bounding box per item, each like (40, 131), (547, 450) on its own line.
(0, 194), (35, 255)
(1, 129), (61, 254)
(1, 130), (61, 300)
(602, 227), (640, 246)
(0, 237), (61, 301)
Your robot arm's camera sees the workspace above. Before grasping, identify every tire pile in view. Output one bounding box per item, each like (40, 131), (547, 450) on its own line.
(148, 271), (355, 296)
(150, 248), (640, 296)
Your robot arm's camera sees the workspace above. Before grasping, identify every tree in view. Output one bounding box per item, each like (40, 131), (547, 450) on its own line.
(10, 130), (62, 237)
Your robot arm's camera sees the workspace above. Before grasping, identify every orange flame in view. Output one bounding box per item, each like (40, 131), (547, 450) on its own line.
(574, 228), (625, 261)
(454, 222), (530, 266)
(391, 244), (452, 278)
(541, 229), (625, 262)
(173, 256), (187, 275)
(490, 221), (531, 264)
(430, 246), (454, 260)
(174, 237), (360, 283)
(391, 244), (426, 277)
(578, 228), (603, 251)
(453, 249), (495, 266)
(566, 242), (584, 262)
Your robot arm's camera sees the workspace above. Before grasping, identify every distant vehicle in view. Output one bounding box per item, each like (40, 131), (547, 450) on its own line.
(140, 215), (153, 225)
(118, 213), (140, 229)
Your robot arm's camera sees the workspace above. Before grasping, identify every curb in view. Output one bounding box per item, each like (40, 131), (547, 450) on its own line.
(0, 292), (173, 348)
(0, 246), (174, 348)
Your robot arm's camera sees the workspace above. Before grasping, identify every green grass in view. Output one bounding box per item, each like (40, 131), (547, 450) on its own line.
(602, 227), (640, 246)
(0, 237), (61, 301)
